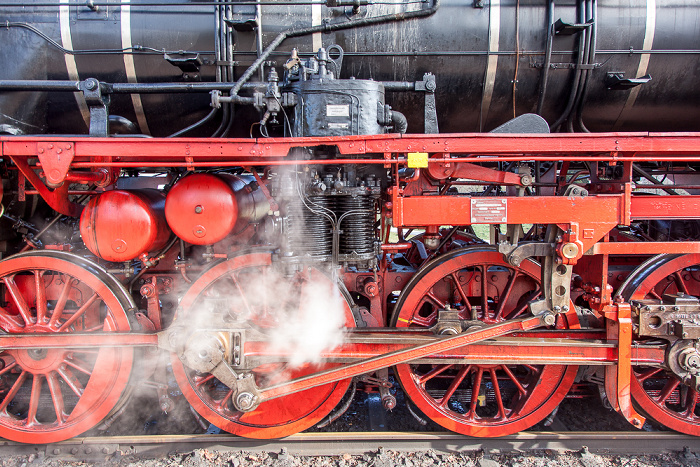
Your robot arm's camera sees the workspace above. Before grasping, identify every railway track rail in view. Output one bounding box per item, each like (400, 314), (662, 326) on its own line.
(3, 431), (700, 462)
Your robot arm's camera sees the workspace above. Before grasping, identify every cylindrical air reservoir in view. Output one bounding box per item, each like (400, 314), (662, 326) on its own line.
(164, 173), (270, 245)
(79, 189), (170, 262)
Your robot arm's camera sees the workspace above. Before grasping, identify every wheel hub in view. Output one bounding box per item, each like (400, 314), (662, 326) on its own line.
(11, 348), (66, 373)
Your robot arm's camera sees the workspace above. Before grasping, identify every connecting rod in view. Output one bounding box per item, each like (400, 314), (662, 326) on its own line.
(255, 314), (548, 405)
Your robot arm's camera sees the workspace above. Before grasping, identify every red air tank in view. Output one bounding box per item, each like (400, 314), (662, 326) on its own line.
(164, 173), (269, 245)
(79, 189), (171, 262)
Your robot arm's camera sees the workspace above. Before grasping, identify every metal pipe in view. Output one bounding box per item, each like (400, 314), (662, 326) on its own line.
(228, 0), (440, 99)
(550, 5), (590, 132)
(536, 0), (554, 115)
(575, 0), (596, 133)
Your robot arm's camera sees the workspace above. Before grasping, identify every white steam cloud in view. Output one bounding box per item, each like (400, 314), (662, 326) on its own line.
(265, 270), (347, 368)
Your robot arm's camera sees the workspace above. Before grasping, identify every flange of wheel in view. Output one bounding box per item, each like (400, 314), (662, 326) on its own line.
(617, 253), (700, 435)
(0, 250), (134, 444)
(392, 246), (578, 437)
(170, 251), (356, 439)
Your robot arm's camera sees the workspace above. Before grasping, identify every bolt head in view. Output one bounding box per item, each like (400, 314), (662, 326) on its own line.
(236, 392), (256, 411)
(543, 314), (556, 326)
(561, 242), (580, 259)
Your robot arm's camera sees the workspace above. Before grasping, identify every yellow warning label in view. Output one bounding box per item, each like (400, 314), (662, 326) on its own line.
(407, 152), (429, 168)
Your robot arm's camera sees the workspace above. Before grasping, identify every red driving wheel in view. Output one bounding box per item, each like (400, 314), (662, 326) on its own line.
(392, 247), (578, 437)
(617, 253), (700, 435)
(0, 251), (134, 443)
(171, 251), (356, 439)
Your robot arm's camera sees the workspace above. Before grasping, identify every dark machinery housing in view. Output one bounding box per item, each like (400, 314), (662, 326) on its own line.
(0, 0), (699, 444)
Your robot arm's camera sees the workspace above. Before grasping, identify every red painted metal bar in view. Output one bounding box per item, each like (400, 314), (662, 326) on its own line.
(245, 339), (666, 366)
(4, 133), (700, 162)
(0, 333), (158, 348)
(391, 194), (624, 226)
(590, 241), (700, 255)
(258, 315), (544, 401)
(630, 196), (700, 220)
(391, 194), (700, 227)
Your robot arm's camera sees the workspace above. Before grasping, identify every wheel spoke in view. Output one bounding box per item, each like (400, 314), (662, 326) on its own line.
(468, 368), (484, 418)
(673, 271), (689, 295)
(501, 365), (527, 395)
(25, 374), (42, 426)
(34, 270), (47, 324)
(46, 372), (67, 424)
(490, 369), (506, 419)
(229, 274), (254, 318)
(65, 357), (93, 376)
(49, 277), (73, 328)
(0, 370), (28, 412)
(480, 266), (489, 320)
(510, 289), (541, 319)
(0, 308), (23, 332)
(418, 364), (454, 385)
(656, 378), (680, 404)
(682, 387), (699, 419)
(0, 361), (17, 377)
(438, 365), (471, 408)
(215, 388), (235, 411)
(57, 366), (84, 397)
(410, 313), (435, 327)
(450, 273), (473, 319)
(425, 290), (447, 309)
(648, 289), (662, 300)
(636, 367), (664, 382)
(3, 276), (35, 326)
(58, 293), (99, 332)
(194, 374), (217, 387)
(494, 270), (519, 321)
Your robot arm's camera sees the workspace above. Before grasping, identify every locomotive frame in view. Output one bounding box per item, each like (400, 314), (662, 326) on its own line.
(0, 130), (699, 441)
(1, 0), (700, 446)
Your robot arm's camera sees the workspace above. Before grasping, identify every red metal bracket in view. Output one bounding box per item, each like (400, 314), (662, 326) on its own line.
(9, 156), (83, 217)
(426, 160), (524, 185)
(36, 142), (75, 188)
(605, 303), (646, 429)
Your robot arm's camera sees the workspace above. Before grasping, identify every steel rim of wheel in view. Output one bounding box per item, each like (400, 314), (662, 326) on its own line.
(617, 253), (700, 435)
(0, 251), (134, 443)
(171, 251), (356, 439)
(392, 247), (578, 437)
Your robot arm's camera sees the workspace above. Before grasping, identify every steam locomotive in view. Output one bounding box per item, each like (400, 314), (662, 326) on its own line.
(0, 0), (699, 444)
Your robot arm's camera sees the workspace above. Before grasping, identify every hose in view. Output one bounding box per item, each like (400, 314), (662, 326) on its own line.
(168, 107), (218, 137)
